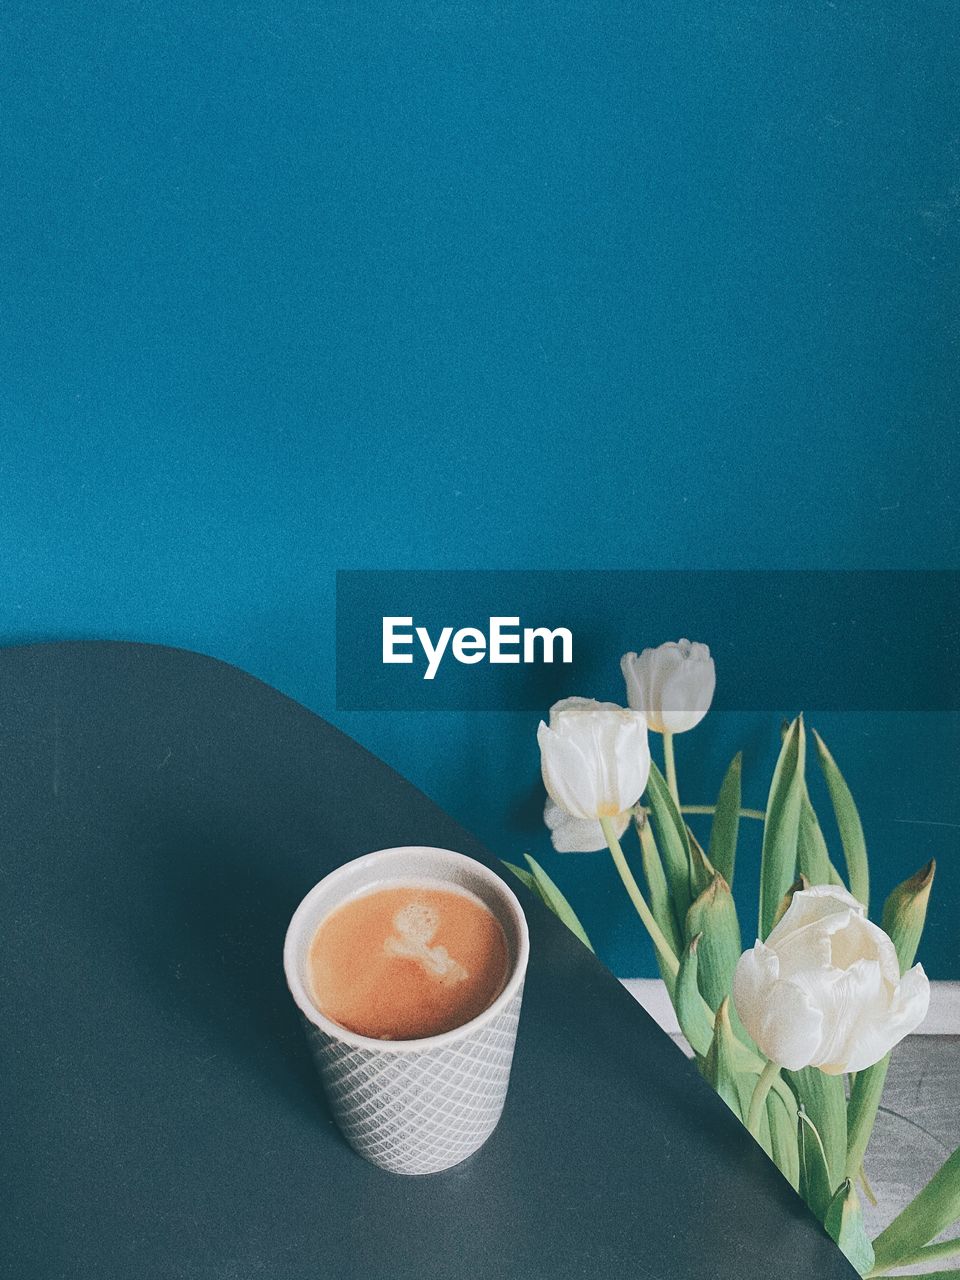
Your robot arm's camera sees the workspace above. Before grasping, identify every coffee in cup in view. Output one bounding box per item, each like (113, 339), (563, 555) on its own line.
(308, 883), (509, 1040)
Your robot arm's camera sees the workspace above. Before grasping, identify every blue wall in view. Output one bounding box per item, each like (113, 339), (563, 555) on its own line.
(2, 1), (957, 975)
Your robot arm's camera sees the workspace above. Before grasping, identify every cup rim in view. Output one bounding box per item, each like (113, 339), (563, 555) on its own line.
(283, 845), (530, 1053)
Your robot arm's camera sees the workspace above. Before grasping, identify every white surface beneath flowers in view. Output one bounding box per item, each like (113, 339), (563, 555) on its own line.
(622, 978), (960, 1039)
(624, 979), (960, 1274)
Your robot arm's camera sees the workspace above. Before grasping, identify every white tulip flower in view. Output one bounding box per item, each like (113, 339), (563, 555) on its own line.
(621, 640), (716, 735)
(537, 697), (650, 821)
(544, 798), (631, 853)
(733, 885), (930, 1075)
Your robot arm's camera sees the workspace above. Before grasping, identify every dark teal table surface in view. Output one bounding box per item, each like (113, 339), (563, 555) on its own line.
(0, 642), (856, 1279)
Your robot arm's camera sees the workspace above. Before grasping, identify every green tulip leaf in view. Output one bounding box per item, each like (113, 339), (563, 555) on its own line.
(846, 861), (936, 1180)
(786, 1067), (847, 1191)
(502, 860), (539, 894)
(704, 1000), (767, 1148)
(845, 1056), (891, 1184)
(875, 1272), (960, 1279)
(635, 814), (683, 960)
(708, 751), (742, 887)
(759, 715), (806, 939)
(645, 759), (697, 919)
(798, 1106), (835, 1222)
(675, 934), (715, 1058)
(685, 874), (742, 1016)
(797, 787), (831, 886)
(824, 1180), (875, 1277)
(871, 1144), (960, 1273)
(812, 729), (869, 911)
(766, 1082), (800, 1191)
(699, 1002), (780, 1159)
(515, 855), (595, 952)
(872, 1236), (960, 1273)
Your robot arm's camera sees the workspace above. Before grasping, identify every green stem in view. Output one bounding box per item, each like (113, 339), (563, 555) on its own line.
(635, 814), (683, 958)
(747, 1059), (781, 1140)
(663, 732), (679, 806)
(600, 816), (679, 979)
(680, 804), (766, 821)
(845, 1055), (890, 1181)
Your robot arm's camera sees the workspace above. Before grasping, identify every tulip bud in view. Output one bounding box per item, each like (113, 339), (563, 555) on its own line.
(686, 875), (742, 1013)
(733, 885), (930, 1075)
(537, 697), (650, 821)
(543, 798), (630, 853)
(881, 860), (935, 974)
(620, 640), (716, 735)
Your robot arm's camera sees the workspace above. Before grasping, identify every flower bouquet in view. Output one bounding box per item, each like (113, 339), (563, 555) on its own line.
(506, 641), (957, 1278)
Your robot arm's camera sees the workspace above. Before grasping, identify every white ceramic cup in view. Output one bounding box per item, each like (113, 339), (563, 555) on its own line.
(284, 845), (530, 1175)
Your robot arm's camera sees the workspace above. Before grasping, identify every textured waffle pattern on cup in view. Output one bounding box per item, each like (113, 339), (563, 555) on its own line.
(306, 985), (523, 1175)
